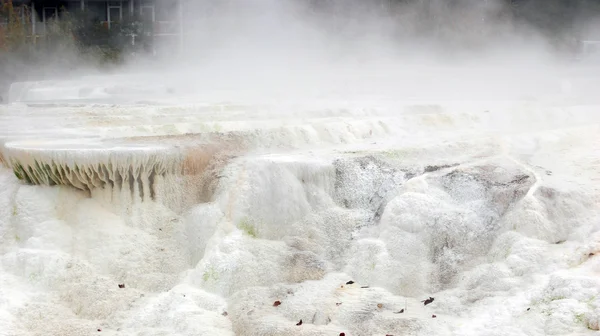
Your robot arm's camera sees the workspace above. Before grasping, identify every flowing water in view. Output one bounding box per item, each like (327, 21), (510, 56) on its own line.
(1, 69), (600, 336)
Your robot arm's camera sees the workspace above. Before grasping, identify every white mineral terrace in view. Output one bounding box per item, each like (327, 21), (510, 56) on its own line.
(1, 74), (600, 335)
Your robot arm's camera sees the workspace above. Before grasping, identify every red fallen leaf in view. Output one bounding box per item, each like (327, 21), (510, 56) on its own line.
(118, 284), (125, 289)
(340, 333), (346, 336)
(97, 329), (101, 332)
(432, 315), (437, 318)
(273, 300), (282, 307)
(296, 319), (303, 326)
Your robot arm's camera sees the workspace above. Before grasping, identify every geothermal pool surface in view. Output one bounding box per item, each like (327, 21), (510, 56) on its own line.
(1, 76), (600, 336)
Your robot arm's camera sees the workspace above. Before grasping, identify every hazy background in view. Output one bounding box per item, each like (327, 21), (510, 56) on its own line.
(2, 0), (600, 102)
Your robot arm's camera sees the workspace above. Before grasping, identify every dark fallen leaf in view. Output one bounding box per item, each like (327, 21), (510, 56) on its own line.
(527, 308), (530, 311)
(421, 297), (434, 306)
(340, 333), (346, 336)
(159, 228), (162, 231)
(97, 329), (101, 332)
(386, 334), (394, 336)
(273, 300), (282, 307)
(394, 309), (405, 314)
(182, 294), (186, 297)
(336, 302), (342, 306)
(432, 314), (437, 318)
(589, 253), (595, 257)
(118, 284), (125, 289)
(361, 286), (369, 288)
(222, 312), (228, 316)
(296, 319), (303, 326)
(346, 280), (355, 285)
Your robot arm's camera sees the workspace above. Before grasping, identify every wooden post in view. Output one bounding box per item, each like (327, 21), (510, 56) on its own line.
(107, 1), (111, 29)
(31, 1), (36, 44)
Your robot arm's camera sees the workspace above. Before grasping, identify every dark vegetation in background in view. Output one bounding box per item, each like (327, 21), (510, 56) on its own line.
(0, 0), (153, 101)
(306, 0), (600, 46)
(511, 0), (600, 49)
